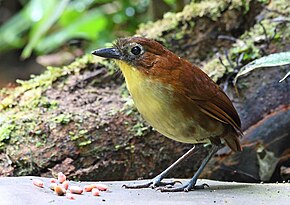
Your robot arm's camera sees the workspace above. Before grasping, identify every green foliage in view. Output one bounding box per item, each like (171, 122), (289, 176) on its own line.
(234, 51), (290, 84)
(0, 123), (15, 148)
(22, 0), (70, 58)
(51, 113), (73, 124)
(0, 1), (34, 52)
(0, 0), (151, 58)
(0, 55), (94, 149)
(69, 129), (92, 147)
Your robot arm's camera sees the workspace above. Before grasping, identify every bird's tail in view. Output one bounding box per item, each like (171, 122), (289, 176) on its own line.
(223, 127), (243, 152)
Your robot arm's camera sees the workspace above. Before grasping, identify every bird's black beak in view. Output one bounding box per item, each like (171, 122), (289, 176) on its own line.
(91, 48), (121, 60)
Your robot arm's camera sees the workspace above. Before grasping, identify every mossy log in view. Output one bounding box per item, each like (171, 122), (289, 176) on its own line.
(0, 0), (289, 183)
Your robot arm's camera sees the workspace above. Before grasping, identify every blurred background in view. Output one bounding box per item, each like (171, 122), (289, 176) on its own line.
(0, 0), (191, 88)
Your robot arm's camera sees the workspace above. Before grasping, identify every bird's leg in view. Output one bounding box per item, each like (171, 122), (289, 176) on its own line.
(123, 145), (198, 189)
(157, 144), (219, 192)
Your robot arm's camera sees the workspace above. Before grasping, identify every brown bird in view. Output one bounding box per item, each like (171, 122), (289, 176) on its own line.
(92, 37), (243, 192)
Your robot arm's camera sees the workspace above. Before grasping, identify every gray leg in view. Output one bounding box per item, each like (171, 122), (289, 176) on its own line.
(123, 145), (198, 189)
(157, 144), (219, 192)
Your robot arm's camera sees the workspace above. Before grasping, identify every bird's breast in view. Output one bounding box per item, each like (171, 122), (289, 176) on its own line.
(116, 60), (223, 144)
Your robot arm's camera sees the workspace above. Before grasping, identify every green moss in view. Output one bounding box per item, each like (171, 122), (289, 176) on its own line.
(68, 127), (93, 147)
(0, 123), (15, 148)
(70, 134), (81, 141)
(230, 19), (280, 63)
(0, 55), (93, 111)
(114, 143), (135, 153)
(51, 113), (73, 125)
(35, 141), (44, 148)
(114, 144), (121, 150)
(203, 58), (227, 82)
(79, 129), (88, 135)
(0, 55), (96, 149)
(78, 140), (92, 146)
(137, 0), (256, 39)
(204, 0), (288, 81)
(40, 99), (58, 109)
(131, 122), (150, 137)
(125, 144), (135, 153)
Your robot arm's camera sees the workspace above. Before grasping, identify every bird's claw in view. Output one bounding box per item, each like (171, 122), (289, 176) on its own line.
(156, 183), (209, 192)
(123, 179), (182, 189)
(154, 180), (182, 187)
(122, 181), (153, 189)
(198, 183), (210, 189)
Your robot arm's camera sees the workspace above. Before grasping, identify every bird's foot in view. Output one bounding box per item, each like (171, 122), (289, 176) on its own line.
(156, 182), (209, 192)
(123, 176), (181, 189)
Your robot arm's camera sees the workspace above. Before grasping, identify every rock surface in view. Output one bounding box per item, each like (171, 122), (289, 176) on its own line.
(0, 177), (289, 205)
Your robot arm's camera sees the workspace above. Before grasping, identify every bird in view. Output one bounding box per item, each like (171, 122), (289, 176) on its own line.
(92, 37), (243, 192)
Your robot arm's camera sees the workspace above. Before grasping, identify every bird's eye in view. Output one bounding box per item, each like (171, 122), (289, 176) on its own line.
(131, 46), (141, 55)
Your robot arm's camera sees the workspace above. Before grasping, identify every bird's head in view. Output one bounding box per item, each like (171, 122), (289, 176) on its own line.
(92, 37), (179, 76)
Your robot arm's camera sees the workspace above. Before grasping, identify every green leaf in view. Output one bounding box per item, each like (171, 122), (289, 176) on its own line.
(21, 0), (70, 59)
(0, 2), (34, 52)
(234, 51), (290, 85)
(58, 0), (97, 27)
(35, 8), (108, 54)
(163, 0), (176, 6)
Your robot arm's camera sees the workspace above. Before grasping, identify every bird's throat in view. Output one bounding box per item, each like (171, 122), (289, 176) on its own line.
(115, 60), (139, 88)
